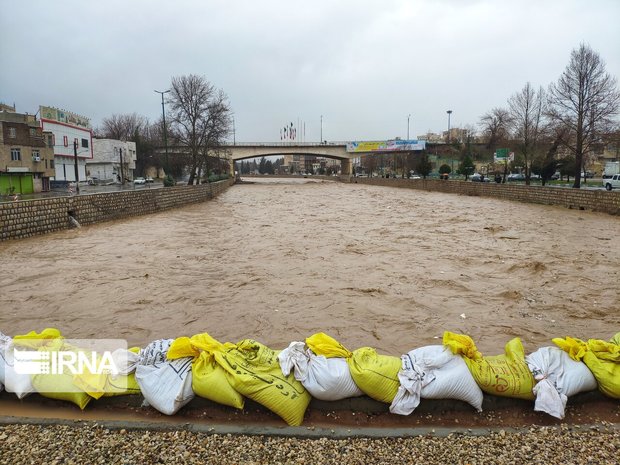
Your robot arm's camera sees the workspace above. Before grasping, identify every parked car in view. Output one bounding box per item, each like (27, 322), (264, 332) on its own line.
(145, 176), (154, 183)
(470, 173), (490, 182)
(134, 177), (146, 185)
(507, 173), (525, 181)
(603, 174), (620, 191)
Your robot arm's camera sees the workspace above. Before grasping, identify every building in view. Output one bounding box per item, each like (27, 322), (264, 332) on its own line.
(89, 139), (137, 183)
(39, 105), (93, 182)
(0, 105), (55, 194)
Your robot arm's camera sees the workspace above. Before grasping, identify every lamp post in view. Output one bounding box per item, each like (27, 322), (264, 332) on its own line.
(320, 115), (323, 143)
(154, 89), (170, 177)
(407, 114), (411, 140)
(446, 110), (452, 144)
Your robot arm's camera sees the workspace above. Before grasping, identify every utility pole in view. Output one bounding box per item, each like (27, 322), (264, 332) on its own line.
(155, 89), (170, 177)
(446, 110), (453, 143)
(118, 147), (125, 185)
(73, 139), (80, 194)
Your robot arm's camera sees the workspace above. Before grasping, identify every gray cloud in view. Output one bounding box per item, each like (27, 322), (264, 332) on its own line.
(1, 0), (619, 142)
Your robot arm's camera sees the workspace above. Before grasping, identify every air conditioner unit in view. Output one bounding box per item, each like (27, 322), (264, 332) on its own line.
(33, 156), (41, 162)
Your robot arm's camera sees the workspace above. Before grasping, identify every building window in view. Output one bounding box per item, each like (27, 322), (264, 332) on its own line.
(11, 148), (21, 161)
(51, 134), (56, 147)
(50, 159), (54, 168)
(81, 138), (89, 148)
(32, 150), (40, 161)
(63, 135), (68, 147)
(30, 128), (37, 137)
(8, 127), (16, 138)
(74, 138), (78, 149)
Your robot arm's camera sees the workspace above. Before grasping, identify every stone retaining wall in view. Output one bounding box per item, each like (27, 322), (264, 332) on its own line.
(0, 179), (234, 241)
(343, 177), (620, 216)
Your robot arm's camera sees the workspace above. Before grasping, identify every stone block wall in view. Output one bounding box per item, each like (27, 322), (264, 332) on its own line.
(343, 177), (620, 216)
(0, 179), (233, 241)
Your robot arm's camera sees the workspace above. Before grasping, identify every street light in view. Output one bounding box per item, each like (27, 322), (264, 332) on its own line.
(407, 114), (411, 140)
(446, 110), (452, 144)
(154, 89), (170, 177)
(320, 115), (323, 143)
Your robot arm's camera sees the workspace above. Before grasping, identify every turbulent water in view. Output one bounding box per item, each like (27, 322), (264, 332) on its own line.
(1, 178), (618, 355)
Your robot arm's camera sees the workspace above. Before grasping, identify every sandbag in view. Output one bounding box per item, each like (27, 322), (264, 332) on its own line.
(306, 332), (401, 404)
(167, 334), (244, 409)
(390, 345), (484, 415)
(443, 332), (535, 400)
(278, 341), (363, 401)
(0, 331), (11, 392)
(526, 346), (597, 419)
(553, 334), (620, 399)
(73, 369), (141, 399)
(16, 334), (93, 409)
(214, 338), (311, 426)
(6, 328), (64, 400)
(135, 339), (194, 415)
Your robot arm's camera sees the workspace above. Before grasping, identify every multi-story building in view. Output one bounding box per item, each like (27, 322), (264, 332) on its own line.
(0, 105), (55, 194)
(89, 139), (137, 183)
(39, 105), (93, 182)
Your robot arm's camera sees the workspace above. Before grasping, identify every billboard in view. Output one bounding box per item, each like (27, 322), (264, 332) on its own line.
(346, 139), (426, 153)
(494, 148), (514, 163)
(39, 105), (90, 129)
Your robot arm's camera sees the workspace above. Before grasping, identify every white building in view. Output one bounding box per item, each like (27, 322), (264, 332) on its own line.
(89, 139), (137, 183)
(39, 105), (93, 182)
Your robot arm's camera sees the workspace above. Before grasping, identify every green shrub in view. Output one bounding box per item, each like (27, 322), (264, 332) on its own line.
(163, 174), (176, 187)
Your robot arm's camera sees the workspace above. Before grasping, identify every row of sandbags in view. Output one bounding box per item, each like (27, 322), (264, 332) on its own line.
(1, 329), (619, 425)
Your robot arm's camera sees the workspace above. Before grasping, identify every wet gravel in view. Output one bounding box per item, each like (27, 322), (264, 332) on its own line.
(1, 423), (618, 465)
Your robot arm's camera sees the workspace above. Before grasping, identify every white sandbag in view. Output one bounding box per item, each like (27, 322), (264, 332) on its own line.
(134, 339), (194, 415)
(110, 348), (141, 375)
(390, 345), (484, 415)
(1, 335), (35, 399)
(0, 332), (10, 392)
(278, 341), (363, 401)
(526, 346), (597, 419)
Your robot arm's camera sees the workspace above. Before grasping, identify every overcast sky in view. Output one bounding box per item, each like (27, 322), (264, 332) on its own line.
(1, 0), (619, 143)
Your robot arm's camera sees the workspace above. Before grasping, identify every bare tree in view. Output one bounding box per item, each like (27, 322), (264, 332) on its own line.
(508, 82), (546, 185)
(479, 107), (511, 153)
(547, 43), (620, 188)
(98, 113), (148, 141)
(168, 75), (231, 185)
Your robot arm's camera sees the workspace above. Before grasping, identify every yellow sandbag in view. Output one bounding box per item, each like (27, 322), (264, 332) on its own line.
(443, 332), (535, 400)
(553, 335), (620, 399)
(306, 332), (401, 404)
(12, 328), (62, 347)
(215, 339), (311, 426)
(73, 371), (141, 399)
(167, 334), (244, 409)
(29, 338), (93, 409)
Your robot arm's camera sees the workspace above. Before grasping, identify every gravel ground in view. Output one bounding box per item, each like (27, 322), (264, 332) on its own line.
(1, 423), (618, 465)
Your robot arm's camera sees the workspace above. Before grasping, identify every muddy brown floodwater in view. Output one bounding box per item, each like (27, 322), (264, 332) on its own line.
(1, 178), (619, 355)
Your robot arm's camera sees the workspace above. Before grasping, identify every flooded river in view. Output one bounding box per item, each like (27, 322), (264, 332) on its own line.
(1, 178), (618, 355)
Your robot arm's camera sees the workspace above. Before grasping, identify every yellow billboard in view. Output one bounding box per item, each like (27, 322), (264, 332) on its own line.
(39, 105), (90, 129)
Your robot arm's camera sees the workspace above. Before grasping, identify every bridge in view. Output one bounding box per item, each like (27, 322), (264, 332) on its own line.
(160, 142), (355, 175)
(225, 142), (354, 174)
(157, 140), (428, 176)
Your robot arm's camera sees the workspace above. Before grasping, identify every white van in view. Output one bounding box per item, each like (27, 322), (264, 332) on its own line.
(603, 174), (620, 191)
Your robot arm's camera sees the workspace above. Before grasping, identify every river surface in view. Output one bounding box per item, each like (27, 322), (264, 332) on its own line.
(1, 178), (618, 355)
